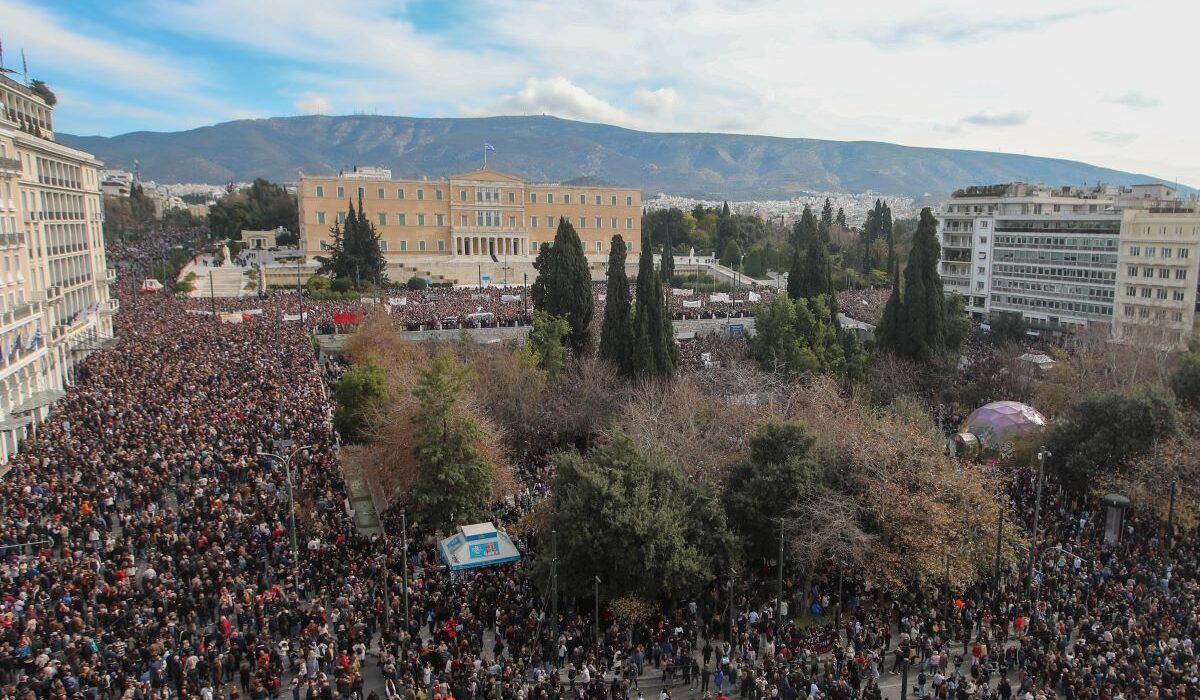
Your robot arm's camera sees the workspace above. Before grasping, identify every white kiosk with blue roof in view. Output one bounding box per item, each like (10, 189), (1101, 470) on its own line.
(438, 522), (522, 571)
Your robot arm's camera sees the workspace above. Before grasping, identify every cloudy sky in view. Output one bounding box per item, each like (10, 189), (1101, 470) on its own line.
(5, 0), (1195, 183)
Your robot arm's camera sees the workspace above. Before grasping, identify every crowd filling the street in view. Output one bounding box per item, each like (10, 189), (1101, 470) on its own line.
(0, 228), (1195, 700)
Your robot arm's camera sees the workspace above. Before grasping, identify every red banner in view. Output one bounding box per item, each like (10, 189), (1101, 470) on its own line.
(332, 313), (361, 325)
(796, 631), (838, 654)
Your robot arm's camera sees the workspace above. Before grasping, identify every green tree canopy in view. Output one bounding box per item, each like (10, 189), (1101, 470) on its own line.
(207, 177), (298, 239)
(724, 421), (826, 561)
(720, 239), (743, 269)
(750, 293), (844, 377)
(630, 229), (678, 378)
(536, 432), (733, 601)
(532, 218), (594, 352)
(332, 361), (388, 443)
(410, 351), (493, 531)
(1169, 346), (1200, 412)
(314, 195), (388, 287)
(1046, 385), (1177, 491)
(599, 235), (633, 373)
(521, 310), (570, 380)
(875, 208), (947, 362)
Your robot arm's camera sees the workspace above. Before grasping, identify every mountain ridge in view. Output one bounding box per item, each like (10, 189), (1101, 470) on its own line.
(58, 114), (1184, 200)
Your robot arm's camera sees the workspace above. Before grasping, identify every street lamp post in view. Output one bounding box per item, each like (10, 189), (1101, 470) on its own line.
(257, 442), (315, 594)
(401, 511), (410, 632)
(593, 576), (601, 648)
(1026, 448), (1050, 596)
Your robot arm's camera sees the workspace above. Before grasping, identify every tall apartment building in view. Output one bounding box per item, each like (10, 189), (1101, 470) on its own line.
(1112, 205), (1200, 346)
(300, 167), (642, 264)
(0, 74), (115, 461)
(936, 183), (1122, 333)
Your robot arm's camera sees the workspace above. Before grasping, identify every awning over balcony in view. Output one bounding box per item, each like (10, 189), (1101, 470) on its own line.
(12, 389), (66, 413)
(0, 415), (33, 431)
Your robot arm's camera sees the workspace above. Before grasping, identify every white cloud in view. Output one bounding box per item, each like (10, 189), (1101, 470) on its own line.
(295, 92), (331, 115)
(961, 112), (1030, 128)
(1106, 91), (1161, 109)
(491, 77), (636, 125)
(1091, 131), (1138, 146)
(633, 88), (679, 116)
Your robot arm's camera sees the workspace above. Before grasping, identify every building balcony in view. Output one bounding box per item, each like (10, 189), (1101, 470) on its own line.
(100, 298), (119, 315)
(943, 276), (971, 288)
(105, 269), (117, 284)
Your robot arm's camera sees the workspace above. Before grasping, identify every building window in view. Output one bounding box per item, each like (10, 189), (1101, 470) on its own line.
(626, 196), (633, 205)
(337, 186), (345, 198)
(435, 189), (443, 201)
(417, 189), (424, 201)
(626, 241), (632, 251)
(531, 217), (538, 228)
(319, 240), (328, 250)
(595, 217), (602, 228)
(508, 192), (515, 203)
(530, 193), (538, 203)
(1126, 285), (1135, 296)
(610, 217), (618, 229)
(315, 185), (324, 197)
(531, 241), (539, 251)
(400, 240), (407, 252)
(1180, 248), (1190, 259)
(419, 240), (427, 251)
(508, 215), (516, 227)
(338, 212), (347, 224)
(1123, 306), (1135, 317)
(977, 266), (985, 274)
(397, 213), (406, 226)
(610, 195), (617, 205)
(564, 194), (571, 204)
(596, 240), (603, 252)
(317, 212), (326, 225)
(378, 213), (387, 226)
(626, 218), (633, 229)
(1130, 246), (1140, 256)
(1157, 288), (1168, 300)
(1162, 247), (1172, 258)
(436, 214), (445, 227)
(548, 216), (556, 228)
(1127, 265), (1137, 276)
(579, 217), (587, 228)
(460, 215), (468, 226)
(1174, 290), (1185, 301)
(377, 188), (385, 199)
(437, 240), (445, 252)
(357, 187), (365, 198)
(1146, 247), (1156, 257)
(978, 252), (987, 259)
(547, 193), (554, 204)
(1141, 288), (1152, 298)
(397, 188), (405, 200)
(595, 195), (602, 205)
(1143, 268), (1153, 277)
(417, 214), (426, 226)
(1177, 269), (1188, 280)
(379, 240), (388, 251)
(1160, 268), (1170, 279)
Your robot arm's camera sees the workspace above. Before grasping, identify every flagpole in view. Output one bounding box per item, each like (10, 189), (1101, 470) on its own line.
(483, 143), (487, 168)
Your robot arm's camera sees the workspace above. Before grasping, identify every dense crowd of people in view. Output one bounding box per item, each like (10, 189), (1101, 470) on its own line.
(835, 289), (890, 326)
(0, 246), (1194, 700)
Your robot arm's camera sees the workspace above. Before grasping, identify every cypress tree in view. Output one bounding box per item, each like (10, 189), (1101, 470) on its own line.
(876, 207), (945, 361)
(600, 235), (633, 373)
(835, 207), (847, 229)
(819, 198), (834, 241)
(721, 201), (730, 217)
(660, 223), (675, 284)
(532, 218), (594, 352)
(631, 229), (677, 378)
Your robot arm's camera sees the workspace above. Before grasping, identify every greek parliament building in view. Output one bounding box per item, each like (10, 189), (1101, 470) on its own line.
(936, 182), (1200, 347)
(299, 166), (642, 272)
(0, 74), (115, 461)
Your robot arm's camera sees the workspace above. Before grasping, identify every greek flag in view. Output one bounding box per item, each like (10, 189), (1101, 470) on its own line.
(26, 329), (41, 351)
(484, 143), (495, 152)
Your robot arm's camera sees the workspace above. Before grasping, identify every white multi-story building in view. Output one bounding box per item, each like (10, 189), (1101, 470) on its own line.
(936, 183), (1121, 334)
(1113, 205), (1200, 347)
(0, 74), (116, 461)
